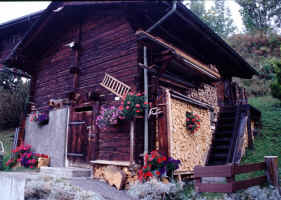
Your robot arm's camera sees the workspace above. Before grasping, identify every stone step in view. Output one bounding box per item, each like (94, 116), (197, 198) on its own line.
(40, 167), (91, 178)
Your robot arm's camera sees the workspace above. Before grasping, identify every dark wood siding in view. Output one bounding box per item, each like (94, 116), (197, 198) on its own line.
(30, 13), (138, 111)
(28, 12), (139, 161)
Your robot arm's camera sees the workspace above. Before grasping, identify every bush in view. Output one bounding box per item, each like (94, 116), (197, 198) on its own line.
(270, 58), (281, 101)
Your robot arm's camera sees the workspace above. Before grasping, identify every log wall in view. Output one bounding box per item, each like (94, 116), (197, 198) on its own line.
(30, 12), (138, 111)
(26, 11), (139, 162)
(169, 97), (213, 172)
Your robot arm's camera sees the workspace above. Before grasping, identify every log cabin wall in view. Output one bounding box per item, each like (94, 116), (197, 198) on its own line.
(26, 10), (140, 162)
(30, 11), (138, 111)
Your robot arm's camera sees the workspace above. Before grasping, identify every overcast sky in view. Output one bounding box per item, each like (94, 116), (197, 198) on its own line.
(0, 1), (243, 32)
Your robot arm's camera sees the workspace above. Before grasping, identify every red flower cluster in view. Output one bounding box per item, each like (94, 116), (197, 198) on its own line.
(6, 144), (47, 169)
(186, 112), (200, 134)
(138, 150), (167, 182)
(119, 92), (150, 120)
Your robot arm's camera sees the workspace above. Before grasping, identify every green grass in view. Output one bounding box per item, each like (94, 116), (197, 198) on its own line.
(238, 96), (281, 180)
(0, 128), (15, 170)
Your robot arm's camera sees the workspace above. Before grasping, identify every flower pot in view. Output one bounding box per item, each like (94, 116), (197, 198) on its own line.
(37, 157), (50, 168)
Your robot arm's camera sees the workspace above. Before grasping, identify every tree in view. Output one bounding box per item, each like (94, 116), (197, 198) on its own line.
(235, 0), (281, 33)
(0, 68), (30, 129)
(270, 58), (281, 101)
(187, 0), (236, 38)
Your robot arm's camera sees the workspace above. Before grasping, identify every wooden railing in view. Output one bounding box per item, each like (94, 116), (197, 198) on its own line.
(195, 156), (280, 193)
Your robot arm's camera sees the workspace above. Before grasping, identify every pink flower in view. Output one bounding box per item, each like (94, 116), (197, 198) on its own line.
(135, 104), (140, 108)
(126, 106), (130, 110)
(136, 110), (140, 113)
(127, 101), (131, 105)
(136, 93), (142, 96)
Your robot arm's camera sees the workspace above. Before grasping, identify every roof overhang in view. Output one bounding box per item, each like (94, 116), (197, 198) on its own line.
(136, 30), (221, 81)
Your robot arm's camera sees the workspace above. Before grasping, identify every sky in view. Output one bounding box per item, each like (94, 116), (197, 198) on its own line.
(0, 1), (243, 32)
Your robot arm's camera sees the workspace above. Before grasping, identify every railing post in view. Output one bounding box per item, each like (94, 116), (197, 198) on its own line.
(264, 156), (280, 195)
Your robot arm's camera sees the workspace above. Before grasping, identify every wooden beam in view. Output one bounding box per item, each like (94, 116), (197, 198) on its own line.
(129, 119), (135, 165)
(90, 160), (131, 167)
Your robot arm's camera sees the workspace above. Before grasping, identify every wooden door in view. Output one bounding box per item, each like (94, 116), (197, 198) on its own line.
(67, 105), (94, 164)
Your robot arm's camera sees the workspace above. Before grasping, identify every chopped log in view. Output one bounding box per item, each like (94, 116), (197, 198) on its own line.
(103, 165), (126, 190)
(264, 156), (280, 195)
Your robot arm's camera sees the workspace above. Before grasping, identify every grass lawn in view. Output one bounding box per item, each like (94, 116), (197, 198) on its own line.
(238, 96), (281, 179)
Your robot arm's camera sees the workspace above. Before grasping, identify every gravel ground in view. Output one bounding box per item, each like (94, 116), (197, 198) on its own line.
(127, 179), (281, 200)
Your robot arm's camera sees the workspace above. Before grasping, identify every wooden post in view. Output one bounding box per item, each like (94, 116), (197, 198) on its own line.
(129, 119), (135, 165)
(264, 156), (280, 194)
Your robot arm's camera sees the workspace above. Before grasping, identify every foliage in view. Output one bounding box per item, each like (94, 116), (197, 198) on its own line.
(95, 106), (121, 129)
(0, 80), (30, 129)
(6, 144), (39, 169)
(238, 96), (281, 180)
(0, 67), (30, 90)
(235, 0), (281, 33)
(186, 112), (200, 133)
(228, 33), (281, 96)
(270, 58), (281, 101)
(186, 0), (236, 38)
(138, 150), (180, 182)
(119, 92), (149, 120)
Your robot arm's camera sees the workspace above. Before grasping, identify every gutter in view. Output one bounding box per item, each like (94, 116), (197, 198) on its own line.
(143, 1), (177, 156)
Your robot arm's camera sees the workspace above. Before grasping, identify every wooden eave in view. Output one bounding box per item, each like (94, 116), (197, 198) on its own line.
(136, 30), (221, 81)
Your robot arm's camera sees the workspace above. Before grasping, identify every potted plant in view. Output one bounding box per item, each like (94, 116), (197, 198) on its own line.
(119, 92), (149, 120)
(138, 150), (180, 182)
(186, 112), (200, 134)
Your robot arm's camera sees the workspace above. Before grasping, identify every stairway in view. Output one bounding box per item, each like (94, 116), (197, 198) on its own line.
(207, 106), (238, 166)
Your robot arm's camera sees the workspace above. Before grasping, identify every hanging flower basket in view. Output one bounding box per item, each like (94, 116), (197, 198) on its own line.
(186, 112), (200, 134)
(30, 112), (49, 127)
(96, 105), (121, 129)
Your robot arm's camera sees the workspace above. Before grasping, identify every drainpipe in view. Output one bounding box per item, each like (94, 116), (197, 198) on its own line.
(143, 1), (177, 156)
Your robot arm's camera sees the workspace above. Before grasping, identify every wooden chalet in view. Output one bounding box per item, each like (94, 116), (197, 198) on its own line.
(0, 1), (261, 181)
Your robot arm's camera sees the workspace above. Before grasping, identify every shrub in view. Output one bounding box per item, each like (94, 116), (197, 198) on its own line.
(0, 81), (30, 129)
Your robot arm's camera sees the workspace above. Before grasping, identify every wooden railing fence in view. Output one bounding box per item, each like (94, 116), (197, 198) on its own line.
(195, 156), (280, 194)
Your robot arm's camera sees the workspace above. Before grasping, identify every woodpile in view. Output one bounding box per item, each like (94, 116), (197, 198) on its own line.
(104, 166), (126, 190)
(169, 98), (212, 172)
(92, 165), (138, 189)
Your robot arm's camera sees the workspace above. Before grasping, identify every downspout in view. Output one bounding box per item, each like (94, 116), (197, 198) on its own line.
(143, 1), (177, 156)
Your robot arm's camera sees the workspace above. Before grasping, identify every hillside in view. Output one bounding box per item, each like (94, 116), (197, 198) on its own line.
(241, 96), (281, 177)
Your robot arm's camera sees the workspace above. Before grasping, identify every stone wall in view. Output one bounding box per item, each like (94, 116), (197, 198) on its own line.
(169, 98), (212, 172)
(25, 108), (69, 167)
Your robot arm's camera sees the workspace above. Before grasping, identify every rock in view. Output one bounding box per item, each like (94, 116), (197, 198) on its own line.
(104, 166), (126, 190)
